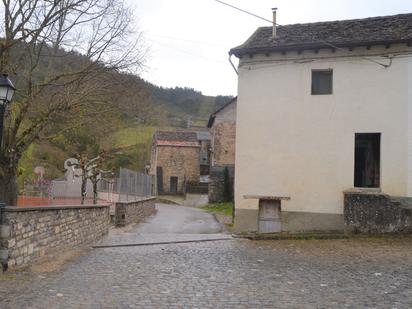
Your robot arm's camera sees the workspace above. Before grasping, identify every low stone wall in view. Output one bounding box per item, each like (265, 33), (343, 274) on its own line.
(344, 190), (412, 234)
(115, 198), (156, 227)
(0, 205), (110, 270)
(208, 165), (234, 203)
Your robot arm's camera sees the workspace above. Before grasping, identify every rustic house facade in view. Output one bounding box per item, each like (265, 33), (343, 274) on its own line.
(150, 131), (200, 195)
(207, 97), (237, 202)
(231, 12), (412, 233)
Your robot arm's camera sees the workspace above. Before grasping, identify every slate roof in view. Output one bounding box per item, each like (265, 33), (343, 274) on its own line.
(154, 131), (199, 147)
(230, 13), (412, 57)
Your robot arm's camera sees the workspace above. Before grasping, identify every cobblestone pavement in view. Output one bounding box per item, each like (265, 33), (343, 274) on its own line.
(1, 205), (412, 308)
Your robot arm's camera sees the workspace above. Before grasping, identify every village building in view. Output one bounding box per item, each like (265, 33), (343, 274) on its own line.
(207, 97), (237, 202)
(150, 131), (210, 195)
(230, 12), (412, 233)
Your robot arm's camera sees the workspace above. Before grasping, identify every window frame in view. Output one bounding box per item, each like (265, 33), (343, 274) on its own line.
(311, 69), (333, 95)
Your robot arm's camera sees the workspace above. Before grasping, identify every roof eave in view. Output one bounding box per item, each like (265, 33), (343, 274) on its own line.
(229, 38), (412, 57)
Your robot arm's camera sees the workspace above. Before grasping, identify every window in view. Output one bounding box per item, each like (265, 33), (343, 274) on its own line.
(354, 133), (381, 188)
(312, 69), (333, 95)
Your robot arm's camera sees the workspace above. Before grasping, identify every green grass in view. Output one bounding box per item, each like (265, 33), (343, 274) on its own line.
(200, 202), (233, 217)
(106, 126), (156, 148)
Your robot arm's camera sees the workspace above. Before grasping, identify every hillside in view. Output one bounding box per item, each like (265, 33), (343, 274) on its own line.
(18, 76), (233, 189)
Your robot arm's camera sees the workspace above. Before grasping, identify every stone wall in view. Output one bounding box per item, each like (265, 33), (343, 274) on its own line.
(156, 146), (200, 194)
(115, 198), (156, 227)
(208, 165), (235, 203)
(211, 122), (236, 166)
(0, 205), (110, 270)
(344, 190), (412, 234)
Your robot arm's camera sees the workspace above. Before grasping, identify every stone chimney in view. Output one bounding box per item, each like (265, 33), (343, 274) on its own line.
(272, 8), (278, 39)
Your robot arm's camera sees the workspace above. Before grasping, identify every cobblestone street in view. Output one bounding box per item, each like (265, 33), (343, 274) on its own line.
(1, 205), (412, 308)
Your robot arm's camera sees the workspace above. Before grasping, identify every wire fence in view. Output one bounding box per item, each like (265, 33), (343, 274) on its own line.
(98, 167), (153, 201)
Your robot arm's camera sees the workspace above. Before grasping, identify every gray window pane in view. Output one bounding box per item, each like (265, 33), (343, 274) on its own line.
(312, 70), (333, 95)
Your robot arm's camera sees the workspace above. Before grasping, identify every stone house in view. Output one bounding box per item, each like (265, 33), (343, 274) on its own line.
(150, 131), (201, 195)
(230, 12), (412, 233)
(196, 131), (211, 176)
(207, 97), (237, 202)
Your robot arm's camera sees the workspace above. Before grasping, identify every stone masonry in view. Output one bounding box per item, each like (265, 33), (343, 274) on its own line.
(344, 190), (412, 234)
(115, 198), (156, 227)
(0, 205), (110, 269)
(156, 146), (200, 194)
(208, 98), (236, 203)
(209, 165), (235, 203)
(210, 122), (236, 166)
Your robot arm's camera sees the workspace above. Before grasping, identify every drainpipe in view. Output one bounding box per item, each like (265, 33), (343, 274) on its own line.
(228, 54), (238, 75)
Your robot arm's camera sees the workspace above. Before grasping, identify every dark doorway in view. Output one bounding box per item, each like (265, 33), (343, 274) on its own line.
(354, 133), (380, 188)
(170, 176), (178, 193)
(156, 167), (163, 194)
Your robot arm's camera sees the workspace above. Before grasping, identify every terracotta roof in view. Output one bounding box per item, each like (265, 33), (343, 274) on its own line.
(230, 13), (412, 57)
(207, 97), (237, 128)
(154, 131), (199, 147)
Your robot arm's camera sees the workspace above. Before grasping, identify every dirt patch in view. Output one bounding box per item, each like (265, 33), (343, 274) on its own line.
(30, 247), (90, 273)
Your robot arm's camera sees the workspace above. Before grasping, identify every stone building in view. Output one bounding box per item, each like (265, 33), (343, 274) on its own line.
(207, 97), (237, 202)
(150, 131), (201, 195)
(231, 12), (412, 233)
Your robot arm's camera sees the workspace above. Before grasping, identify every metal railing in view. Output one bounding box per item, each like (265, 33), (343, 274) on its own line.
(98, 167), (152, 201)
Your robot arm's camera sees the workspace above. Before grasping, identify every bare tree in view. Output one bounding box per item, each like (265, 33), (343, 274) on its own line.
(0, 0), (146, 205)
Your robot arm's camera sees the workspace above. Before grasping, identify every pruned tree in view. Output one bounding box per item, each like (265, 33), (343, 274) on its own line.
(0, 0), (146, 205)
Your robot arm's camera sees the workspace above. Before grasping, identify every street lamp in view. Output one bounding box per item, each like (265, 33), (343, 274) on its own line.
(0, 74), (15, 148)
(0, 74), (15, 271)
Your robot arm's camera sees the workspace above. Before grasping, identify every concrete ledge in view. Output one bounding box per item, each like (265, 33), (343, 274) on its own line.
(234, 208), (343, 233)
(4, 204), (110, 212)
(233, 231), (347, 240)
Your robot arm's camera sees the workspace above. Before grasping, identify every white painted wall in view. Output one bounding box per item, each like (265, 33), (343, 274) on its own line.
(235, 45), (412, 214)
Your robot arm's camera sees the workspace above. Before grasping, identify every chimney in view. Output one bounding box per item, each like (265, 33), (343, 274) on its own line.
(272, 8), (278, 39)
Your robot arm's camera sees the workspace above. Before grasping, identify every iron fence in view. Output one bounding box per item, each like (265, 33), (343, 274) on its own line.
(98, 167), (152, 201)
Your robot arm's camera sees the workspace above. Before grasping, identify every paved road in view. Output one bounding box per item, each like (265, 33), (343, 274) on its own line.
(1, 204), (412, 308)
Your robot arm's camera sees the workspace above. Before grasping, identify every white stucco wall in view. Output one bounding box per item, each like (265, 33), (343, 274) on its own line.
(235, 45), (412, 214)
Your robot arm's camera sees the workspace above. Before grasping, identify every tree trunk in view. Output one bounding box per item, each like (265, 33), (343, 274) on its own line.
(93, 181), (97, 205)
(0, 167), (18, 206)
(81, 174), (87, 205)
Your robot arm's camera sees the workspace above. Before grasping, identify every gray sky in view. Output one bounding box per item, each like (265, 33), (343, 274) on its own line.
(132, 0), (412, 96)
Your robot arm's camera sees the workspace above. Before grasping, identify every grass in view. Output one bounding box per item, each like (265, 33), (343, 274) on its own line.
(200, 202), (233, 217)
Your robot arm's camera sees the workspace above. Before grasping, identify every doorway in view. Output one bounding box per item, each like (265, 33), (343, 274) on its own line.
(354, 133), (380, 188)
(170, 176), (178, 193)
(258, 200), (281, 233)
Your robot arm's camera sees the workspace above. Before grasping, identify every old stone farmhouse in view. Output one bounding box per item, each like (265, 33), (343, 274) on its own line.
(231, 12), (412, 233)
(150, 131), (209, 195)
(207, 97), (237, 202)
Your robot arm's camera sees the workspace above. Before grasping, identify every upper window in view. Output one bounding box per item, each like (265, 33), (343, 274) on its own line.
(312, 69), (333, 95)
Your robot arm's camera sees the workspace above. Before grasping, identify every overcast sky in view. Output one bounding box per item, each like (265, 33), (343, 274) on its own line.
(131, 0), (412, 96)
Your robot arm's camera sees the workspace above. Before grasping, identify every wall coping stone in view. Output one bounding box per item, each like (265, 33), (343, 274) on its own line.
(344, 190), (412, 210)
(115, 197), (156, 205)
(343, 188), (384, 195)
(4, 204), (110, 212)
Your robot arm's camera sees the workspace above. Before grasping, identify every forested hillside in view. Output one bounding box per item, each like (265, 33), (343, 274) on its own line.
(19, 73), (233, 188)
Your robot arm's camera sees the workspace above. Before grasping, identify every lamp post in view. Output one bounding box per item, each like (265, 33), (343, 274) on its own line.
(0, 74), (15, 271)
(0, 74), (16, 148)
